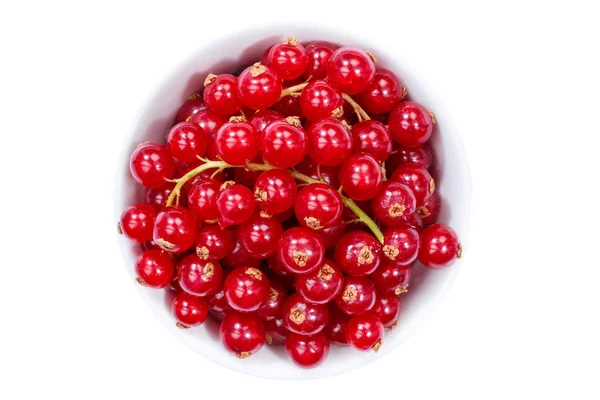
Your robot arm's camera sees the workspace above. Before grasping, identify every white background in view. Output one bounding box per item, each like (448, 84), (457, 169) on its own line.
(1, 0), (599, 398)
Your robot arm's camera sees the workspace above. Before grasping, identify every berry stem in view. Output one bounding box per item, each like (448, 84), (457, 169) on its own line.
(342, 197), (384, 243)
(342, 93), (371, 121)
(280, 82), (309, 98)
(166, 160), (229, 206)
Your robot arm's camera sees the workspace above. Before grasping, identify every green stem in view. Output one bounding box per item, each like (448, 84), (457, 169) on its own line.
(280, 82), (309, 98)
(342, 197), (384, 243)
(165, 160), (229, 206)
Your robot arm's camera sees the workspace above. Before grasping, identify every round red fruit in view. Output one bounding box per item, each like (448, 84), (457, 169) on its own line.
(214, 120), (259, 166)
(388, 101), (433, 147)
(334, 231), (382, 276)
(355, 68), (403, 114)
(282, 293), (329, 335)
(177, 254), (223, 296)
(260, 117), (308, 168)
(339, 153), (383, 201)
(172, 292), (209, 328)
(371, 181), (417, 227)
(237, 63), (282, 110)
(253, 169), (297, 214)
(237, 215), (284, 259)
(130, 143), (175, 188)
(295, 259), (343, 304)
(345, 311), (384, 351)
(418, 224), (461, 268)
(153, 206), (197, 253)
(391, 163), (435, 207)
(277, 227), (325, 274)
(307, 118), (352, 166)
(267, 38), (309, 80)
(285, 332), (329, 368)
(215, 182), (256, 228)
(203, 73), (241, 116)
(327, 47), (376, 94)
(299, 80), (342, 121)
(351, 120), (393, 162)
(135, 249), (175, 288)
(220, 312), (266, 358)
(335, 276), (377, 315)
(294, 183), (343, 230)
(120, 204), (157, 243)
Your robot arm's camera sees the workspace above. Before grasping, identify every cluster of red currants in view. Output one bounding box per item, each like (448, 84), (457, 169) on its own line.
(119, 38), (461, 368)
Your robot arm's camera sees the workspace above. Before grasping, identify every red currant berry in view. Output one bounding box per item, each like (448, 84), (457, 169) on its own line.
(145, 183), (184, 211)
(153, 206), (196, 253)
(327, 47), (376, 94)
(237, 63), (282, 110)
(355, 68), (403, 114)
(253, 169), (297, 214)
(176, 96), (206, 123)
(318, 219), (345, 250)
(307, 118), (352, 166)
(324, 305), (350, 346)
(130, 143), (175, 188)
(277, 227), (325, 274)
(187, 178), (221, 222)
(177, 254), (223, 296)
(282, 293), (329, 335)
(249, 109), (284, 134)
(267, 255), (293, 277)
(304, 41), (338, 80)
(265, 318), (289, 345)
(203, 73), (241, 116)
(215, 182), (256, 228)
(370, 263), (411, 294)
(195, 225), (234, 261)
(260, 117), (307, 168)
(188, 109), (226, 138)
(391, 163), (435, 207)
(273, 88), (304, 119)
(207, 284), (232, 321)
(388, 101), (433, 147)
(295, 158), (341, 188)
(172, 292), (209, 328)
(267, 38), (309, 80)
(387, 144), (433, 172)
(373, 291), (401, 329)
(135, 249), (175, 288)
(334, 231), (382, 276)
(295, 259), (343, 304)
(257, 280), (288, 321)
(339, 153), (383, 201)
(224, 267), (270, 312)
(351, 120), (393, 162)
(220, 312), (266, 358)
(222, 239), (261, 270)
(299, 80), (342, 121)
(335, 276), (377, 315)
(166, 122), (208, 163)
(382, 227), (419, 267)
(345, 311), (384, 352)
(418, 224), (461, 268)
(371, 181), (417, 227)
(120, 204), (157, 243)
(401, 212), (424, 231)
(417, 191), (441, 226)
(214, 120), (259, 166)
(238, 215), (284, 259)
(294, 183), (343, 230)
(285, 332), (329, 368)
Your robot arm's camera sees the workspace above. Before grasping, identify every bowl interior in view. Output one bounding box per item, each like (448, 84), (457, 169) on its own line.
(115, 25), (471, 380)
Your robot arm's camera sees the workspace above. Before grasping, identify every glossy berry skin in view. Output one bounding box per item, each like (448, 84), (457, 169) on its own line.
(304, 41), (338, 80)
(417, 191), (441, 226)
(203, 74), (241, 116)
(327, 47), (376, 94)
(253, 169), (297, 214)
(166, 122), (208, 163)
(295, 259), (343, 304)
(401, 212), (424, 231)
(249, 109), (284, 134)
(294, 183), (343, 230)
(373, 291), (401, 329)
(391, 163), (435, 207)
(145, 183), (182, 211)
(335, 276), (377, 315)
(355, 68), (403, 115)
(345, 311), (384, 351)
(215, 183), (256, 228)
(371, 181), (417, 227)
(187, 179), (221, 222)
(265, 318), (289, 345)
(307, 118), (352, 166)
(257, 280), (288, 321)
(207, 286), (232, 321)
(277, 227), (325, 274)
(214, 121), (259, 166)
(238, 215), (284, 259)
(135, 249), (175, 288)
(267, 255), (293, 277)
(339, 153), (383, 201)
(418, 224), (461, 268)
(177, 254), (223, 296)
(153, 206), (196, 253)
(370, 263), (411, 294)
(299, 80), (342, 121)
(318, 219), (345, 250)
(334, 231), (382, 276)
(224, 267), (270, 312)
(222, 239), (261, 270)
(260, 118), (308, 168)
(273, 92), (303, 119)
(388, 101), (433, 147)
(387, 144), (433, 172)
(324, 305), (351, 346)
(382, 227), (419, 267)
(220, 312), (266, 358)
(188, 109), (226, 138)
(171, 292), (209, 328)
(282, 293), (329, 335)
(176, 96), (205, 123)
(120, 204), (157, 243)
(285, 332), (330, 368)
(195, 225), (234, 260)
(267, 39), (309, 80)
(130, 143), (175, 188)
(351, 120), (393, 162)
(237, 63), (282, 110)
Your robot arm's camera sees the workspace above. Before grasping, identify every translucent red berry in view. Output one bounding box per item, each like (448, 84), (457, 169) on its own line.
(130, 143), (175, 188)
(370, 263), (411, 294)
(135, 249), (175, 288)
(267, 38), (309, 80)
(203, 73), (241, 116)
(253, 169), (297, 214)
(171, 292), (209, 328)
(345, 311), (384, 351)
(307, 118), (352, 166)
(195, 225), (234, 261)
(299, 80), (342, 121)
(277, 227), (325, 274)
(373, 291), (401, 329)
(282, 293), (329, 335)
(285, 332), (329, 368)
(237, 215), (284, 259)
(388, 101), (433, 147)
(220, 312), (266, 358)
(355, 68), (403, 114)
(257, 280), (288, 321)
(387, 144), (433, 172)
(177, 254), (223, 296)
(334, 231), (382, 276)
(224, 266), (270, 312)
(327, 47), (376, 94)
(304, 41), (338, 80)
(371, 181), (417, 227)
(324, 305), (351, 346)
(351, 120), (393, 162)
(295, 259), (343, 304)
(176, 96), (206, 123)
(339, 153), (383, 201)
(145, 183), (182, 211)
(260, 117), (307, 168)
(391, 163), (435, 207)
(248, 109), (284, 134)
(166, 122), (208, 163)
(120, 204), (157, 243)
(215, 182), (256, 228)
(222, 239), (261, 270)
(153, 206), (197, 253)
(418, 224), (461, 268)
(417, 191), (441, 226)
(214, 120), (259, 166)
(237, 63), (282, 110)
(382, 227), (419, 267)
(187, 178), (221, 222)
(335, 276), (377, 315)
(188, 109), (226, 138)
(294, 183), (343, 230)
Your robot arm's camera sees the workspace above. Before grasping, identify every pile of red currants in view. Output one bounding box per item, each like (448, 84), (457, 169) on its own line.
(119, 37), (462, 368)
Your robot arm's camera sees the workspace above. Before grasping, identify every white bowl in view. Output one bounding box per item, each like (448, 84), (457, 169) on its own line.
(114, 25), (472, 380)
